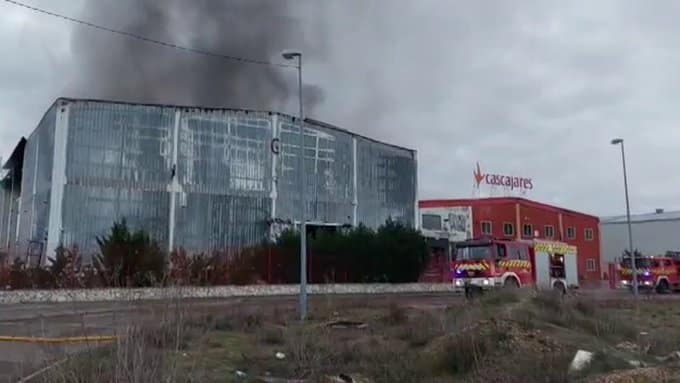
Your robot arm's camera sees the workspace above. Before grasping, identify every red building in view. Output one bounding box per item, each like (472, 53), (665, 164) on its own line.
(418, 197), (601, 282)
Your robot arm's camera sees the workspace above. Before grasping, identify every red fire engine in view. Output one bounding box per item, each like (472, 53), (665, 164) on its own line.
(452, 238), (579, 293)
(618, 255), (680, 293)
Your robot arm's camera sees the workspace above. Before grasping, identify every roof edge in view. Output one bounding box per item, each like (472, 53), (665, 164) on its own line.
(419, 197), (599, 221)
(54, 97), (416, 153)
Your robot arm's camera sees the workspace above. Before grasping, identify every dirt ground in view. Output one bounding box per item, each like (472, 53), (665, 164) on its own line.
(34, 290), (680, 382)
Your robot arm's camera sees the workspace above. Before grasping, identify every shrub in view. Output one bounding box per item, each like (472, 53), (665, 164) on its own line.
(256, 219), (429, 284)
(49, 245), (83, 288)
(8, 258), (31, 289)
(170, 249), (229, 286)
(433, 326), (495, 375)
(93, 220), (166, 287)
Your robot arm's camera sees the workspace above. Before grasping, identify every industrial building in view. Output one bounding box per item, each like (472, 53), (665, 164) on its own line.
(0, 98), (417, 265)
(419, 197), (601, 282)
(600, 209), (680, 272)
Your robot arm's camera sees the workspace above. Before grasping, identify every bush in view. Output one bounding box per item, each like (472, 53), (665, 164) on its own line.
(169, 249), (229, 286)
(49, 245), (84, 288)
(93, 220), (166, 287)
(433, 326), (496, 375)
(259, 219), (429, 284)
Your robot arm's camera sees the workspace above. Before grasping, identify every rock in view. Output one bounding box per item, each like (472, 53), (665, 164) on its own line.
(275, 351), (286, 360)
(569, 350), (594, 372)
(235, 370), (248, 379)
(628, 360), (647, 368)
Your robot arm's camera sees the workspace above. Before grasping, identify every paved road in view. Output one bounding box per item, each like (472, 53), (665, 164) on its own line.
(0, 293), (462, 382)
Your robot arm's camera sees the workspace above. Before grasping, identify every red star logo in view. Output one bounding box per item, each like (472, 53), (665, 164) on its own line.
(473, 162), (484, 186)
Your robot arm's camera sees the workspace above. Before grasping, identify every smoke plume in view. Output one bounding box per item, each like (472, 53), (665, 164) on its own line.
(69, 0), (324, 112)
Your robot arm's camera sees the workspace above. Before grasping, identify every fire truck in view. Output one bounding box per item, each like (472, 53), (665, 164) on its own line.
(618, 255), (680, 293)
(452, 238), (579, 293)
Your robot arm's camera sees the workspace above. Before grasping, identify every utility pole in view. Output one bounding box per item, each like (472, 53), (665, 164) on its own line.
(611, 138), (637, 296)
(282, 50), (307, 319)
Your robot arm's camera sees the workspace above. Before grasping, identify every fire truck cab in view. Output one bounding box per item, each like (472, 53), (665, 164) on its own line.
(452, 238), (579, 293)
(618, 255), (680, 293)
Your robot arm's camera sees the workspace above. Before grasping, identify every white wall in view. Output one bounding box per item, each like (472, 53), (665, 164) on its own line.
(600, 219), (680, 268)
(420, 206), (472, 242)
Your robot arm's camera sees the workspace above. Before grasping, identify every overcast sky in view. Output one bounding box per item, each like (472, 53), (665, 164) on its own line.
(1, 0), (679, 217)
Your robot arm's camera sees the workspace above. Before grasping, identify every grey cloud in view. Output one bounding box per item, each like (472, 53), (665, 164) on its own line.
(1, 0), (680, 217)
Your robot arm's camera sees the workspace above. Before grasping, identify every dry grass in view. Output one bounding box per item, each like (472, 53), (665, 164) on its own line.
(40, 291), (680, 383)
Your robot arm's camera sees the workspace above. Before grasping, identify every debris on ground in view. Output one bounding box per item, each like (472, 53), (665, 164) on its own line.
(256, 377), (306, 383)
(569, 350), (594, 372)
(275, 351), (286, 360)
(615, 341), (639, 353)
(627, 360), (646, 368)
(655, 351), (680, 363)
(235, 369), (248, 379)
(589, 366), (678, 383)
(326, 373), (371, 383)
(325, 320), (369, 329)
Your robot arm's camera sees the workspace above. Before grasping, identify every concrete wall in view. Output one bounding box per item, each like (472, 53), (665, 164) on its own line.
(600, 219), (680, 269)
(0, 283), (457, 304)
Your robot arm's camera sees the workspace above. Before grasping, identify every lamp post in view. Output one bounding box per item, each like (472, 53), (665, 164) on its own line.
(611, 138), (637, 296)
(282, 50), (307, 319)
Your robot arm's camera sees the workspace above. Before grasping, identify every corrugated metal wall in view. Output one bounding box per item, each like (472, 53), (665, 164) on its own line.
(63, 102), (173, 259)
(173, 110), (274, 255)
(15, 106), (56, 263)
(17, 99), (417, 261)
(356, 137), (417, 228)
(276, 117), (354, 226)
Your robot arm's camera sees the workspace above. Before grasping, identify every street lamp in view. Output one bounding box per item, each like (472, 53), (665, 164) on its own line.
(282, 50), (308, 319)
(611, 138), (637, 296)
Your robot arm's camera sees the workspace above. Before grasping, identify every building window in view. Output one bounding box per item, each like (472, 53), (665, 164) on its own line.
(566, 227), (576, 239)
(503, 222), (514, 237)
(523, 224), (533, 238)
(586, 258), (596, 272)
(585, 228), (594, 241)
(544, 225), (555, 238)
(481, 221), (492, 235)
(421, 214), (442, 231)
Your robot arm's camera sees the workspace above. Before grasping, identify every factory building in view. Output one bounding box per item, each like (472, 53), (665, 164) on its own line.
(600, 209), (680, 272)
(419, 197), (601, 282)
(0, 98), (417, 264)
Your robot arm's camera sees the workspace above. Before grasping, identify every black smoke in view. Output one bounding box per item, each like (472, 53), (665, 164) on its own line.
(69, 0), (324, 112)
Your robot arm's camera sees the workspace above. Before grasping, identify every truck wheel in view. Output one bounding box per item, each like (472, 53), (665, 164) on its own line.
(504, 277), (519, 289)
(656, 279), (670, 294)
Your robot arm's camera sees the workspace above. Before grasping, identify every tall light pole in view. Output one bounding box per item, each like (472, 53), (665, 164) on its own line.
(611, 138), (637, 296)
(282, 50), (307, 319)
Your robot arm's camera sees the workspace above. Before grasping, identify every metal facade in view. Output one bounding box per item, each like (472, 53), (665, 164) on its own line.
(600, 215), (680, 270)
(6, 99), (417, 262)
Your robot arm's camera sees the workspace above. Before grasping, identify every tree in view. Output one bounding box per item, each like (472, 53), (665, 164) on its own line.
(94, 220), (166, 287)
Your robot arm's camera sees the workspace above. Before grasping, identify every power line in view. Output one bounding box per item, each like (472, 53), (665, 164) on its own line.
(2, 0), (295, 68)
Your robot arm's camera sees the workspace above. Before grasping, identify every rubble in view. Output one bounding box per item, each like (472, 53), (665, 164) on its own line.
(569, 350), (593, 372)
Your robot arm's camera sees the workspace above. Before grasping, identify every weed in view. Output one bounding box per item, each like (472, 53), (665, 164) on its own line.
(258, 326), (285, 345)
(285, 326), (336, 379)
(574, 298), (596, 316)
(432, 326), (497, 376)
(383, 302), (408, 325)
(480, 288), (520, 306)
